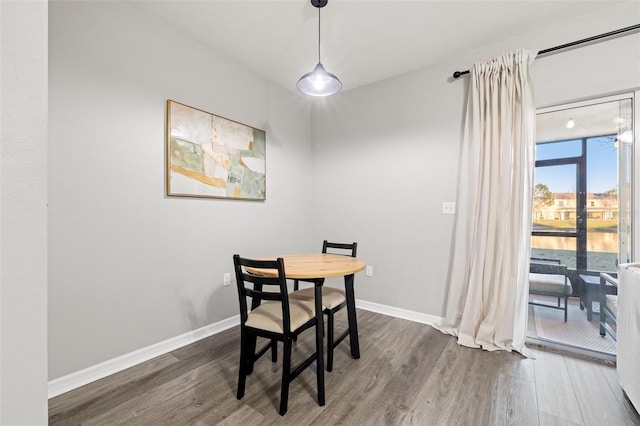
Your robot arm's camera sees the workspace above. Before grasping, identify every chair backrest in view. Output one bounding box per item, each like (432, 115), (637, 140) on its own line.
(322, 240), (357, 257)
(531, 256), (561, 265)
(530, 261), (567, 276)
(233, 255), (292, 332)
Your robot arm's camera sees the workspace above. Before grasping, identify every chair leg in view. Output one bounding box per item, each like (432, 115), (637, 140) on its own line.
(245, 334), (257, 374)
(237, 331), (249, 399)
(271, 339), (278, 362)
(327, 311), (334, 372)
(564, 295), (568, 322)
(600, 287), (606, 336)
(279, 338), (292, 416)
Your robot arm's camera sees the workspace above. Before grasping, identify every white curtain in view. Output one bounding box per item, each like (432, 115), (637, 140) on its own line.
(434, 50), (537, 353)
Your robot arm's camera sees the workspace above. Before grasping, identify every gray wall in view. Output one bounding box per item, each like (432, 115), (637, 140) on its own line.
(0, 1), (49, 424)
(310, 1), (640, 316)
(45, 0), (640, 404)
(48, 1), (314, 379)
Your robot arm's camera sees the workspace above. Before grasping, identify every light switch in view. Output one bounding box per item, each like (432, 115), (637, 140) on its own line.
(442, 202), (456, 215)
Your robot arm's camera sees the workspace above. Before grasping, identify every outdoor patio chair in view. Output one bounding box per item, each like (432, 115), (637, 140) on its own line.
(599, 272), (618, 340)
(529, 260), (572, 322)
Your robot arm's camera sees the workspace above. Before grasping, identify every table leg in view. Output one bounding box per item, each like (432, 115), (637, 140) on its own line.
(314, 279), (325, 406)
(579, 280), (586, 311)
(344, 274), (360, 359)
(586, 285), (593, 321)
(579, 275), (598, 321)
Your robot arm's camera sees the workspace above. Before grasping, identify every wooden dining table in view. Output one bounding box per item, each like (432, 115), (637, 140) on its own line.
(247, 253), (366, 406)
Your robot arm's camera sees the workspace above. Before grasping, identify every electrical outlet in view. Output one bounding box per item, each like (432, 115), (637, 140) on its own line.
(442, 201), (456, 215)
(223, 272), (231, 286)
(366, 265), (373, 277)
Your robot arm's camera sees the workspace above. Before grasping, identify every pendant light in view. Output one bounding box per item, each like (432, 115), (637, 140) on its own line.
(297, 0), (342, 96)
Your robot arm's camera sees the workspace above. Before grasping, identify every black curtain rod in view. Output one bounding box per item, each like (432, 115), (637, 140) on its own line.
(452, 24), (640, 79)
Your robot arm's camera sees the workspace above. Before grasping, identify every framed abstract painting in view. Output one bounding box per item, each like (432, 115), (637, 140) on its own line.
(166, 100), (266, 200)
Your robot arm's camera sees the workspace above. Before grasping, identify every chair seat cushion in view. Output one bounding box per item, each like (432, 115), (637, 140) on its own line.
(245, 298), (316, 333)
(529, 273), (572, 295)
(289, 286), (346, 310)
(605, 294), (618, 317)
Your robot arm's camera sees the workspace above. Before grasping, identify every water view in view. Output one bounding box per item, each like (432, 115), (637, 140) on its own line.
(531, 231), (618, 272)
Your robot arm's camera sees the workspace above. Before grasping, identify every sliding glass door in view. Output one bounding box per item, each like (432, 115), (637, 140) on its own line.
(528, 93), (635, 357)
(534, 94), (633, 273)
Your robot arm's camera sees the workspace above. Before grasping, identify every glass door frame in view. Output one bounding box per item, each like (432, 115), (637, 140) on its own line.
(533, 154), (586, 270)
(536, 91), (637, 269)
(633, 89), (639, 262)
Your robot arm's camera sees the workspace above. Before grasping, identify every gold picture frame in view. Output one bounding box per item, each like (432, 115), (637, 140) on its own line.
(165, 100), (266, 200)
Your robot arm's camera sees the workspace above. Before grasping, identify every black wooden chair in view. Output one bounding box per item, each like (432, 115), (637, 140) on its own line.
(290, 240), (357, 372)
(529, 259), (572, 322)
(599, 272), (618, 340)
(233, 255), (321, 415)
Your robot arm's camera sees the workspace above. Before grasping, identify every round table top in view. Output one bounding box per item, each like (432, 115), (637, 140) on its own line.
(250, 253), (366, 279)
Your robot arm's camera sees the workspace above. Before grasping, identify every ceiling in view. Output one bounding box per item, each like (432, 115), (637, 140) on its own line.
(537, 97), (633, 143)
(130, 1), (624, 94)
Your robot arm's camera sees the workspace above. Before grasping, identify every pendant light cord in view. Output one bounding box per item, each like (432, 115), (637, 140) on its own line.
(296, 0), (342, 96)
(317, 7), (322, 63)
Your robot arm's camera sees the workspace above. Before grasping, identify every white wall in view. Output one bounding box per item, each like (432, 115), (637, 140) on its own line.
(47, 0), (640, 390)
(0, 0), (49, 424)
(48, 1), (314, 380)
(311, 1), (640, 316)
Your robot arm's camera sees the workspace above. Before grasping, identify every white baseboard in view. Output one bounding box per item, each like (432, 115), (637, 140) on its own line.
(47, 315), (240, 399)
(48, 301), (442, 399)
(356, 299), (443, 325)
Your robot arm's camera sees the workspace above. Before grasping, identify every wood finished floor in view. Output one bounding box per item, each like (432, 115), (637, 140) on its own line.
(49, 309), (640, 425)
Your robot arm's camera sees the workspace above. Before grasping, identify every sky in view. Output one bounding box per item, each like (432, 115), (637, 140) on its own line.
(535, 136), (621, 194)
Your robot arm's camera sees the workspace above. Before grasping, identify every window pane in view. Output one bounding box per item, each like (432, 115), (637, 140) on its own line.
(535, 139), (582, 161)
(534, 96), (633, 273)
(533, 165), (577, 233)
(531, 239), (576, 269)
(586, 136), (618, 272)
